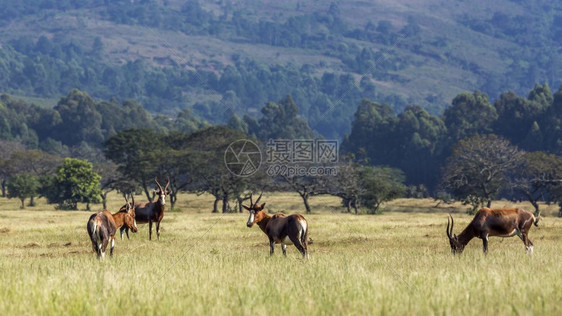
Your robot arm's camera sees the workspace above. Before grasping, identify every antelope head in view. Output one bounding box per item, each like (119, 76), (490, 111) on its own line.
(124, 194), (138, 233)
(446, 214), (464, 254)
(154, 178), (170, 206)
(243, 193), (266, 227)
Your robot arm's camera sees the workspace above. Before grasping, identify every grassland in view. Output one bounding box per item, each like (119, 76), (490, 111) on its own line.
(0, 192), (561, 315)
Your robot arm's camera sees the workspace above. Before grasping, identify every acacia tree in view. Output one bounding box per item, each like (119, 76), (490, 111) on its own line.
(42, 158), (102, 210)
(0, 140), (24, 197)
(442, 134), (523, 213)
(104, 128), (163, 202)
(509, 151), (562, 215)
(183, 126), (252, 213)
(358, 166), (406, 214)
(7, 174), (39, 208)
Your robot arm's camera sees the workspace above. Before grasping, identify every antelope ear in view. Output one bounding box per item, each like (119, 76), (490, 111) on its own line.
(260, 203), (266, 209)
(242, 205), (250, 211)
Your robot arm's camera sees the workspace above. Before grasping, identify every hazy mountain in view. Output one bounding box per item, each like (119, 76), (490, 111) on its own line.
(0, 0), (560, 138)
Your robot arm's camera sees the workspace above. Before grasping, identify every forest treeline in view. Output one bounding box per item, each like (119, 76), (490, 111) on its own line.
(2, 83), (562, 215)
(0, 0), (560, 139)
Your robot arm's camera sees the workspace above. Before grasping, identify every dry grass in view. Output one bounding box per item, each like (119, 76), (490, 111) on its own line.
(0, 192), (560, 315)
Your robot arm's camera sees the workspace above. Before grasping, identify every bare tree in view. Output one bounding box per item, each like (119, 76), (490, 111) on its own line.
(509, 151), (562, 216)
(442, 134), (523, 212)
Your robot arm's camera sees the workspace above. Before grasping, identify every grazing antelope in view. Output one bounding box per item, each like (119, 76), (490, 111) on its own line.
(447, 208), (538, 255)
(244, 193), (309, 258)
(121, 178), (169, 241)
(87, 197), (138, 259)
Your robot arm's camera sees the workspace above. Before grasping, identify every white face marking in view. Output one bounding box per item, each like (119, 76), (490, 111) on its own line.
(160, 194), (166, 206)
(247, 212), (255, 227)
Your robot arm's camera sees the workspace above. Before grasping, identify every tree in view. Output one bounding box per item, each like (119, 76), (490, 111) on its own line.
(442, 91), (497, 142)
(0, 139), (24, 197)
(245, 95), (315, 141)
(277, 173), (332, 214)
(441, 134), (522, 213)
(7, 174), (39, 208)
(331, 158), (364, 214)
(43, 158), (102, 210)
(510, 151), (562, 215)
(358, 166), (406, 214)
(104, 128), (164, 201)
(183, 126), (252, 213)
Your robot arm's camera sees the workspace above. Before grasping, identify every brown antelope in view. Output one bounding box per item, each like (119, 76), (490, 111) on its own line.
(447, 208), (538, 255)
(244, 193), (309, 258)
(121, 178), (169, 241)
(87, 197), (138, 259)
(115, 195), (138, 240)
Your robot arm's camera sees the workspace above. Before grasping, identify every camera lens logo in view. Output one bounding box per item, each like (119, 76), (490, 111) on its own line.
(224, 140), (262, 177)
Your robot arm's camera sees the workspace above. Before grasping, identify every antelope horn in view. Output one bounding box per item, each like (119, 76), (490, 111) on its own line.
(165, 177), (170, 191)
(249, 194), (253, 206)
(154, 177), (163, 191)
(255, 192), (263, 204)
(447, 214), (454, 238)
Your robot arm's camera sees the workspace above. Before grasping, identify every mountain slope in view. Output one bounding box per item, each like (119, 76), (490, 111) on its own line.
(0, 0), (560, 138)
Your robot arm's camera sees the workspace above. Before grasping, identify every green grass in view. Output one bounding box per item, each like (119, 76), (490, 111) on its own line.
(0, 193), (561, 315)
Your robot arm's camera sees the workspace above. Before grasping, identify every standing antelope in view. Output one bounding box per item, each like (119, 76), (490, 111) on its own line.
(121, 178), (169, 241)
(87, 196), (138, 259)
(115, 195), (138, 240)
(244, 193), (309, 258)
(447, 208), (538, 255)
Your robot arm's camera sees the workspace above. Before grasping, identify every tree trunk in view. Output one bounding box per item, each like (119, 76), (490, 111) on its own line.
(237, 198), (243, 213)
(86, 202), (91, 211)
(20, 198), (25, 209)
(28, 195), (35, 207)
(300, 193), (311, 213)
(101, 192), (108, 210)
(530, 200), (540, 215)
(486, 199), (492, 208)
(353, 199), (358, 215)
(212, 197), (219, 213)
(1, 179), (6, 197)
(142, 181), (153, 203)
(222, 194), (229, 213)
(170, 191), (177, 210)
(345, 198), (351, 213)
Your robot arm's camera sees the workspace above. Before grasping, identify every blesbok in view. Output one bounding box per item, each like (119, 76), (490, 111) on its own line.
(87, 197), (138, 259)
(121, 178), (169, 241)
(244, 193), (309, 258)
(114, 195), (138, 240)
(446, 208), (538, 255)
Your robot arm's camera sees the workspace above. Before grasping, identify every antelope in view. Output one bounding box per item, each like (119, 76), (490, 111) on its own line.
(244, 193), (309, 258)
(115, 195), (138, 240)
(446, 208), (538, 255)
(121, 178), (169, 241)
(87, 196), (138, 259)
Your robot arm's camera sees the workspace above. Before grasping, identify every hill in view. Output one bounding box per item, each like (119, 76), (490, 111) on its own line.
(0, 0), (560, 138)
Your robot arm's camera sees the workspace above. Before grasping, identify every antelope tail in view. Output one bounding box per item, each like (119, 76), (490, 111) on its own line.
(301, 221), (309, 245)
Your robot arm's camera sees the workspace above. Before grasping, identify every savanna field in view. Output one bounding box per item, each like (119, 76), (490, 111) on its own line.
(0, 193), (561, 315)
